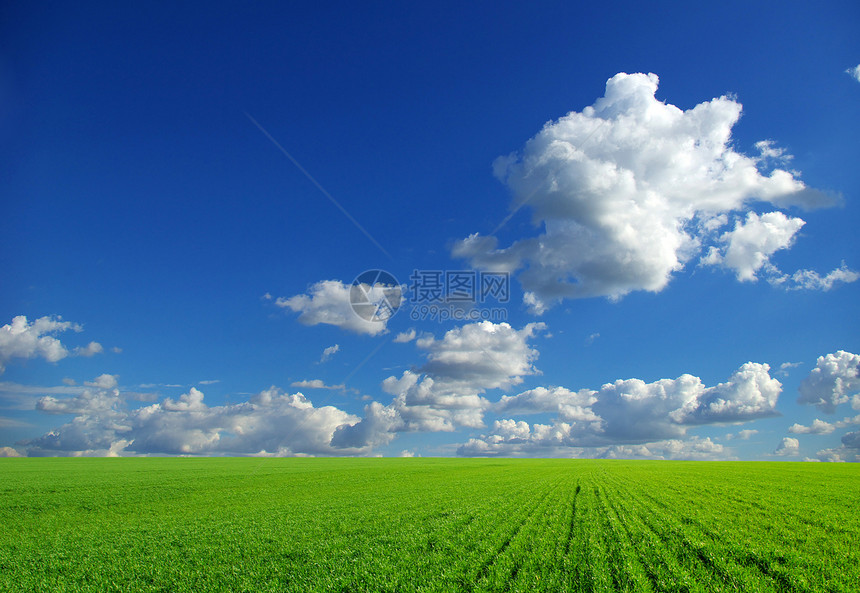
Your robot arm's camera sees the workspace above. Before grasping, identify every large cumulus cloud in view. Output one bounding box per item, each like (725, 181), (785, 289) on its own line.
(454, 72), (854, 312)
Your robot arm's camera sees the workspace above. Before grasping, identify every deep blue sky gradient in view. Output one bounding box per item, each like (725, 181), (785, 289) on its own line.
(2, 1), (858, 457)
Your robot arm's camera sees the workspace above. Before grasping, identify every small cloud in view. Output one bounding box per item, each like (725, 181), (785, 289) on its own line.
(319, 344), (340, 363)
(393, 329), (417, 343)
(62, 377), (77, 386)
(789, 414), (860, 434)
(262, 292), (273, 301)
(777, 361), (802, 377)
(198, 379), (221, 385)
(398, 449), (418, 457)
(770, 262), (859, 292)
(754, 140), (792, 164)
(774, 437), (800, 456)
(846, 65), (860, 83)
(291, 379), (345, 390)
(75, 341), (103, 357)
(585, 333), (600, 345)
(84, 374), (118, 390)
(789, 419), (835, 435)
(111, 347), (123, 354)
(725, 429), (758, 441)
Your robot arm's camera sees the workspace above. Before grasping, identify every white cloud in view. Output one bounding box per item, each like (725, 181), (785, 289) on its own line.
(0, 315), (107, 374)
(85, 374), (119, 389)
(458, 361), (781, 455)
(319, 344), (340, 363)
(332, 321), (545, 448)
(290, 379), (345, 390)
(790, 414), (860, 435)
(789, 419), (836, 435)
(846, 65), (860, 83)
(769, 263), (860, 291)
(75, 341), (104, 357)
(702, 211), (804, 282)
(671, 363), (782, 425)
(454, 72), (846, 311)
(774, 437), (800, 456)
(599, 437), (727, 461)
(198, 379), (220, 385)
(276, 280), (392, 336)
(393, 329), (417, 343)
(777, 361), (802, 377)
(798, 350), (860, 413)
(458, 428), (728, 460)
(398, 449), (416, 457)
(416, 321), (545, 393)
(0, 315), (81, 373)
(725, 429), (758, 440)
(496, 386), (597, 418)
(754, 140), (792, 163)
(161, 387), (207, 411)
(36, 375), (121, 416)
(25, 383), (364, 457)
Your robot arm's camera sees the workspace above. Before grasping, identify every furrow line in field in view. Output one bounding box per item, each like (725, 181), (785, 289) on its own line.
(615, 478), (760, 590)
(593, 481), (655, 592)
(469, 476), (564, 591)
(508, 474), (582, 590)
(560, 473), (598, 592)
(601, 478), (710, 593)
(600, 480), (689, 592)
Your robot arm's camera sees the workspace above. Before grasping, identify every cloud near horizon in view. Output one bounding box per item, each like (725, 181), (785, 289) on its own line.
(24, 379), (363, 457)
(458, 361), (782, 456)
(453, 72), (854, 313)
(331, 321), (546, 448)
(16, 340), (859, 461)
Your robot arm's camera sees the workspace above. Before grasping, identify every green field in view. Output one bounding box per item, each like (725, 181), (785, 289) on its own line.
(1, 458), (857, 592)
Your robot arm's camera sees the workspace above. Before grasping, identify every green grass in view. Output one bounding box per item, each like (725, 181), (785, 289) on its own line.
(1, 458), (858, 592)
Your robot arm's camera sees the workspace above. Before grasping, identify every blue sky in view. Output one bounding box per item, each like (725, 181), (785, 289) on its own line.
(2, 1), (859, 460)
